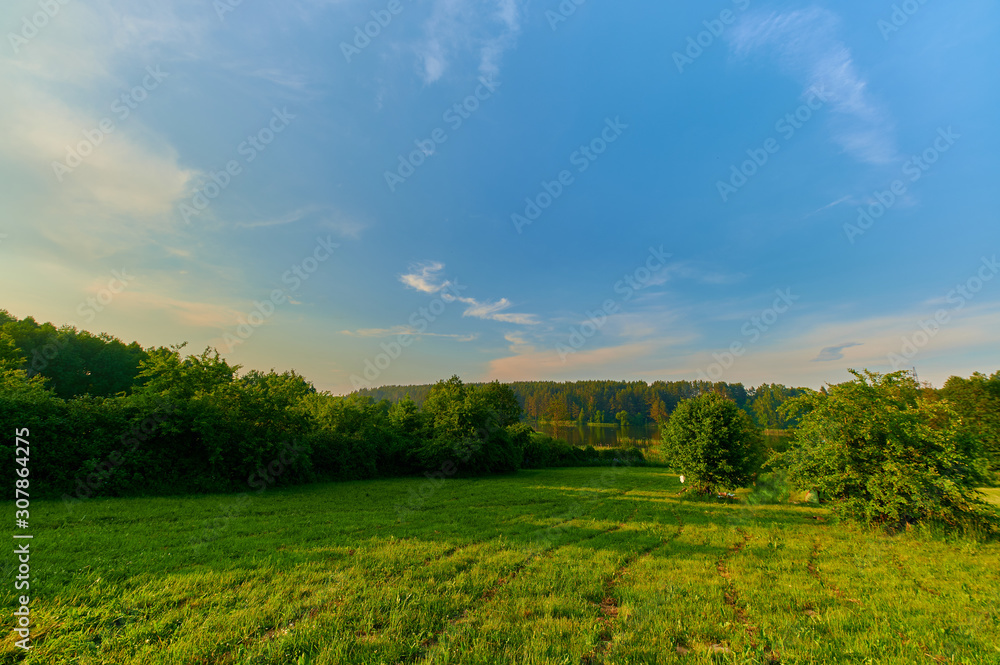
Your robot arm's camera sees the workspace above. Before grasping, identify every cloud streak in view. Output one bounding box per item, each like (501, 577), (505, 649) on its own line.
(340, 326), (478, 341)
(812, 342), (863, 362)
(399, 260), (538, 324)
(730, 7), (897, 165)
(417, 0), (523, 83)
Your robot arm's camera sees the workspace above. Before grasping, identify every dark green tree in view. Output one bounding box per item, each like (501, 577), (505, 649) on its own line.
(388, 394), (425, 434)
(419, 376), (523, 474)
(661, 392), (764, 494)
(777, 370), (999, 534)
(134, 344), (238, 399)
(940, 371), (1000, 482)
(470, 380), (522, 428)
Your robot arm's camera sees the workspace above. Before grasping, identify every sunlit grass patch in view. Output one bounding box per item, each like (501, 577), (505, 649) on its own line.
(2, 468), (998, 663)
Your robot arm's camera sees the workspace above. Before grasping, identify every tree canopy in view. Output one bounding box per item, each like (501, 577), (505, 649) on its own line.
(660, 392), (765, 494)
(777, 370), (999, 534)
(939, 371), (1000, 482)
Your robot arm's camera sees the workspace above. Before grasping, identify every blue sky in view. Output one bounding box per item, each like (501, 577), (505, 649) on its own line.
(2, 0), (998, 394)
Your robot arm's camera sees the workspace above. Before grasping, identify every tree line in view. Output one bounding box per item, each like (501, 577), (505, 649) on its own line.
(1, 309), (997, 537)
(662, 370), (1000, 535)
(358, 380), (807, 430)
(0, 311), (644, 504)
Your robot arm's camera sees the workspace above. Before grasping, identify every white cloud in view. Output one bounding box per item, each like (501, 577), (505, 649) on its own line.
(398, 260), (538, 324)
(458, 296), (539, 324)
(0, 0), (216, 259)
(417, 0), (523, 83)
(0, 73), (196, 257)
(400, 261), (450, 293)
(504, 331), (534, 353)
(730, 7), (897, 165)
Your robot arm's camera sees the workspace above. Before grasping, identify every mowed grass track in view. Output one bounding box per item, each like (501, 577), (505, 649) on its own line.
(3, 468), (1000, 664)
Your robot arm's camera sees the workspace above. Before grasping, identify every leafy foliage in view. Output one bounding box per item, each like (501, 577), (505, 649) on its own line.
(419, 376), (524, 475)
(777, 370), (999, 535)
(940, 371), (1000, 482)
(660, 392), (765, 493)
(0, 310), (148, 398)
(358, 378), (808, 429)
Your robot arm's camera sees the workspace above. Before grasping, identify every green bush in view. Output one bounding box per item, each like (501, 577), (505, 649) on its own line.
(777, 369), (1000, 535)
(660, 392), (765, 494)
(747, 471), (791, 505)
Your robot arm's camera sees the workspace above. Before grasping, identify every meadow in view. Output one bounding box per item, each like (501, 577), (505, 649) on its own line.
(3, 467), (1000, 664)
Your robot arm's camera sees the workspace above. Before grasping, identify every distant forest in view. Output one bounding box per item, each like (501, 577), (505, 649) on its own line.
(2, 310), (806, 429)
(357, 380), (808, 430)
(4, 308), (997, 454)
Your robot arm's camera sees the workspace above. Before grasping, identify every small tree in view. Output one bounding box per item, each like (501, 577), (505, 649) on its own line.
(469, 380), (523, 428)
(419, 376), (524, 474)
(940, 371), (1000, 483)
(661, 392), (764, 494)
(777, 370), (999, 534)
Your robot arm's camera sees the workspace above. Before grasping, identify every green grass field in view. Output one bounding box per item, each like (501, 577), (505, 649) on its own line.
(4, 467), (1000, 664)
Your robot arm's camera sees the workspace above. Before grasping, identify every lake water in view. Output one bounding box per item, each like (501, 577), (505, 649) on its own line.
(531, 422), (660, 448)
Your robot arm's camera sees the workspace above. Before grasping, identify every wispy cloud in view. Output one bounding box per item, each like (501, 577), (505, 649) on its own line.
(400, 261), (450, 293)
(114, 290), (246, 329)
(458, 297), (538, 324)
(340, 326), (477, 341)
(812, 341), (862, 362)
(399, 260), (538, 324)
(417, 0), (523, 83)
(488, 341), (661, 382)
(730, 7), (897, 165)
(659, 261), (747, 286)
(801, 195), (853, 220)
(233, 206), (365, 237)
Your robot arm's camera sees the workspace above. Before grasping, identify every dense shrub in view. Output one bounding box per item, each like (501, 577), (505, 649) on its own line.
(660, 392), (765, 493)
(940, 371), (1000, 483)
(777, 370), (1000, 535)
(747, 470), (792, 505)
